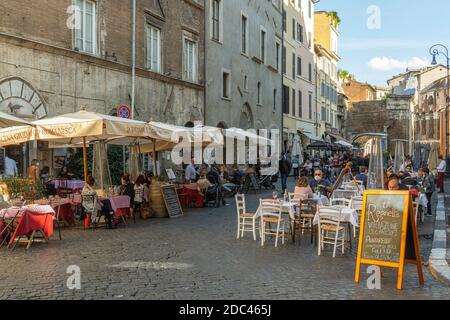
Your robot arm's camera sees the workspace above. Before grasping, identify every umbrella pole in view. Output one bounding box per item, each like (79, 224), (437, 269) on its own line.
(83, 137), (88, 182)
(152, 139), (157, 177)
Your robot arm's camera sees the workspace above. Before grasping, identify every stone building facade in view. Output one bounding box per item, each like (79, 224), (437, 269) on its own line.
(282, 0), (317, 155)
(204, 0), (282, 135)
(314, 11), (340, 137)
(346, 95), (412, 154)
(419, 76), (449, 156)
(0, 0), (205, 172)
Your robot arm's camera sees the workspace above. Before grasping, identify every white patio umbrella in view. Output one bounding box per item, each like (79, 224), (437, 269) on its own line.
(0, 125), (36, 147)
(0, 111), (31, 128)
(31, 109), (155, 181)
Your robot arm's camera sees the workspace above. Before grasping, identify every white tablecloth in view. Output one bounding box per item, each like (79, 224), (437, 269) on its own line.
(418, 193), (428, 209)
(51, 180), (85, 190)
(0, 205), (55, 219)
(257, 200), (296, 220)
(313, 206), (359, 227)
(313, 194), (329, 206)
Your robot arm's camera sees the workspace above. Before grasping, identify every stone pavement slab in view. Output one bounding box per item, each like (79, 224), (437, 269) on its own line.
(0, 178), (449, 300)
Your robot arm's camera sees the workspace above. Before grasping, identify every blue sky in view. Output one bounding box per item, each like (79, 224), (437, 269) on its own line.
(316, 0), (450, 86)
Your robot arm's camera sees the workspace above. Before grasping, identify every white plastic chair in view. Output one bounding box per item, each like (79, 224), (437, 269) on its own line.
(235, 194), (258, 240)
(317, 207), (345, 258)
(260, 199), (285, 247)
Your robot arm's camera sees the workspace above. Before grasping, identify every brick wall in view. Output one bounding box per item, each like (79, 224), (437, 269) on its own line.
(341, 78), (375, 102)
(346, 96), (411, 153)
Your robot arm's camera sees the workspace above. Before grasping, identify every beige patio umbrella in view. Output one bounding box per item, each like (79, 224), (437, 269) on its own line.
(0, 111), (31, 128)
(32, 108), (155, 181)
(428, 142), (440, 172)
(0, 125), (36, 147)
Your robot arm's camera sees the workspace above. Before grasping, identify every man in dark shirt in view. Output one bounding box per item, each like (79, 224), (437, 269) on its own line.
(309, 169), (332, 196)
(279, 154), (291, 193)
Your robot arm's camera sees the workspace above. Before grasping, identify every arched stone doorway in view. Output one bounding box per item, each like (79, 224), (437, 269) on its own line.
(0, 77), (47, 120)
(0, 77), (48, 174)
(239, 103), (254, 130)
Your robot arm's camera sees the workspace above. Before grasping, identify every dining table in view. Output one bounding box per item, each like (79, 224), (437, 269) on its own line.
(0, 205), (55, 249)
(99, 195), (131, 218)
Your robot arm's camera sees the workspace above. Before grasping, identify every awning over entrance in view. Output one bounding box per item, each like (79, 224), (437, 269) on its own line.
(300, 131), (323, 142)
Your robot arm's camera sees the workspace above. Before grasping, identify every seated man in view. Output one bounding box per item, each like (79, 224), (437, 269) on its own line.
(309, 169), (332, 196)
(401, 172), (418, 187)
(387, 174), (409, 191)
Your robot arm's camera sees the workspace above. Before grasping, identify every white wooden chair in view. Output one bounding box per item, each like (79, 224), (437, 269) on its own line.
(330, 198), (351, 208)
(332, 189), (358, 200)
(260, 199), (285, 247)
(288, 193), (308, 206)
(350, 196), (364, 237)
(413, 198), (421, 226)
(317, 207), (345, 258)
(235, 194), (258, 240)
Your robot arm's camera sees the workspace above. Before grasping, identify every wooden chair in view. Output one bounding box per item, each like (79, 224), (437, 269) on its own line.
(317, 207), (345, 258)
(81, 194), (104, 230)
(260, 199), (285, 247)
(330, 198), (351, 208)
(332, 189), (357, 200)
(295, 199), (317, 245)
(235, 194), (258, 240)
(57, 180), (72, 198)
(350, 196), (364, 237)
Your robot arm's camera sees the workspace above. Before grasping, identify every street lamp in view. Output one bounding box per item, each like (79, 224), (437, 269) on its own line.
(429, 44), (450, 174)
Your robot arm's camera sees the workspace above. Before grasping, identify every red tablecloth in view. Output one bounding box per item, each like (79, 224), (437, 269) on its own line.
(54, 202), (75, 225)
(9, 210), (54, 245)
(177, 186), (204, 208)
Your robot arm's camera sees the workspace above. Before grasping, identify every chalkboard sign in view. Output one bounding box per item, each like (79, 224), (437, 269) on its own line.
(355, 190), (424, 290)
(0, 148), (5, 174)
(161, 185), (184, 218)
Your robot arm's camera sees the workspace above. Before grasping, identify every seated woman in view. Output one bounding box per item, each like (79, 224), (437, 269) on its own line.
(294, 176), (313, 199)
(197, 173), (213, 195)
(218, 165), (239, 195)
(81, 176), (115, 229)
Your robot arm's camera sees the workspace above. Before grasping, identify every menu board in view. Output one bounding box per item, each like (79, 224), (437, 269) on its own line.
(161, 185), (184, 218)
(360, 193), (406, 263)
(355, 190), (424, 290)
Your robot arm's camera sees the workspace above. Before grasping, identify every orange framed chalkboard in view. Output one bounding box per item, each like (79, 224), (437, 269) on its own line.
(354, 190), (424, 289)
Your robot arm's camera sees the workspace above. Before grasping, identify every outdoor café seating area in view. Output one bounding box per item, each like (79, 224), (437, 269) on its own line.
(236, 180), (364, 257)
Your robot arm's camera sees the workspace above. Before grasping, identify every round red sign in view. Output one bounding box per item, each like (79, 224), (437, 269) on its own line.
(117, 105), (131, 119)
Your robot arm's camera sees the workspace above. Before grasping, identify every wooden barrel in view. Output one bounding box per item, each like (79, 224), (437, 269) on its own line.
(149, 183), (168, 218)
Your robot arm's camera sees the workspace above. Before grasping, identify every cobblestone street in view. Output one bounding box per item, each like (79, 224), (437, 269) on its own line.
(0, 178), (449, 300)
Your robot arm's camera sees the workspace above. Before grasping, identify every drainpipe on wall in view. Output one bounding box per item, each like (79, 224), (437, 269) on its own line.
(203, 4), (207, 126)
(131, 0), (136, 120)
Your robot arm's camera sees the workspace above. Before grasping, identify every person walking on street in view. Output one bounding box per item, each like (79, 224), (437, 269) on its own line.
(418, 168), (436, 216)
(279, 154), (291, 194)
(436, 155), (446, 193)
